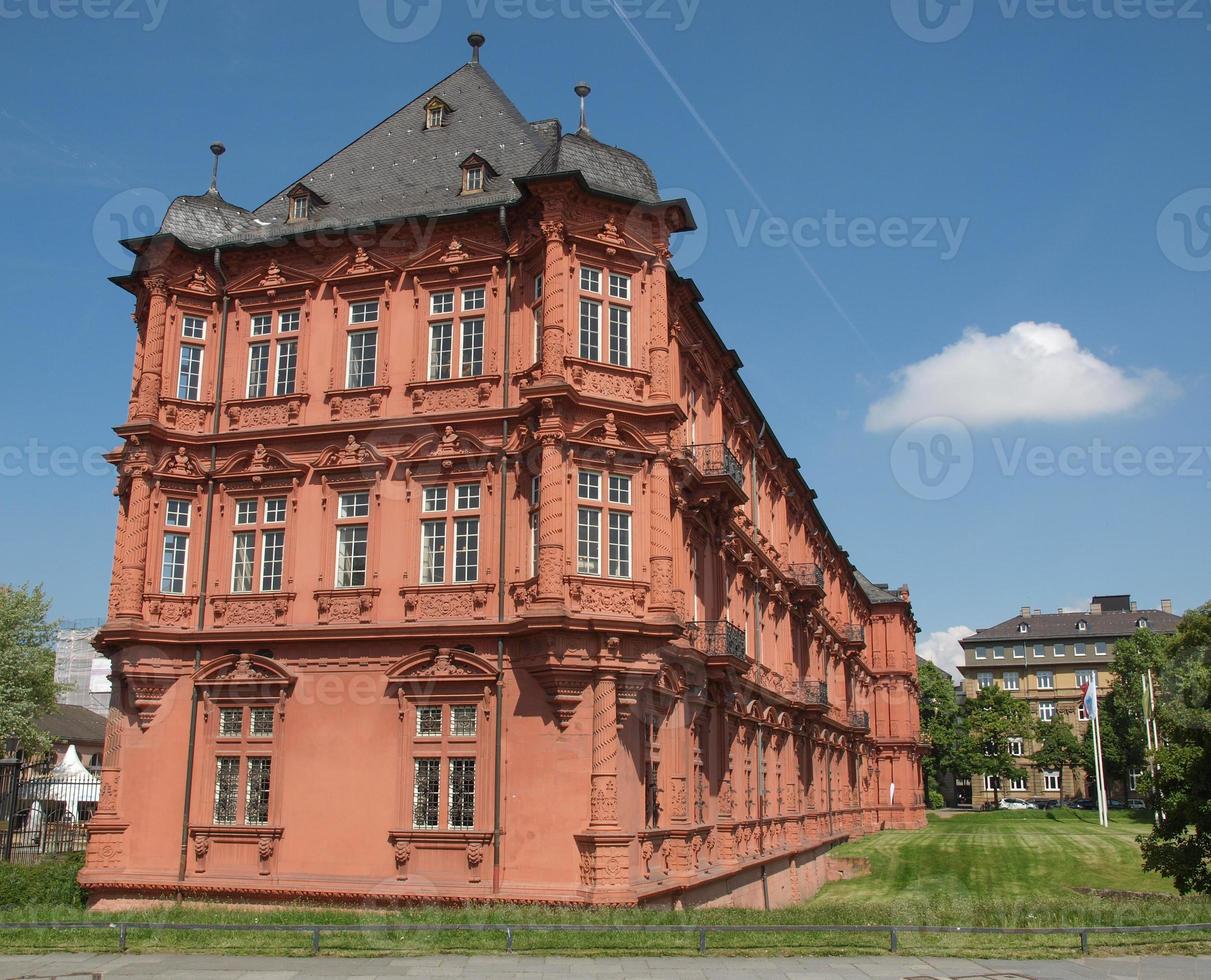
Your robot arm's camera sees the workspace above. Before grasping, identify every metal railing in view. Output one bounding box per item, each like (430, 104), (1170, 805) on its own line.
(787, 563), (824, 591)
(0, 919), (1207, 956)
(1, 758), (98, 864)
(685, 620), (747, 661)
(847, 710), (870, 731)
(843, 624), (864, 645)
(795, 680), (829, 707)
(683, 443), (744, 489)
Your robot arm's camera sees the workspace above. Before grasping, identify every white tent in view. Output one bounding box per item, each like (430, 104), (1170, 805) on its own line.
(20, 744), (100, 821)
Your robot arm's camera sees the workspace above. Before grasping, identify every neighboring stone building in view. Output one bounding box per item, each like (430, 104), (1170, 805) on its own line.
(82, 37), (927, 909)
(958, 595), (1179, 807)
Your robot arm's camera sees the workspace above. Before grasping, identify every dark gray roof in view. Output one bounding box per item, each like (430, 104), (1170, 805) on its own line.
(159, 191), (258, 250)
(148, 62), (662, 251)
(962, 608), (1181, 644)
(527, 131), (660, 203)
(35, 703), (106, 746)
(853, 569), (904, 605)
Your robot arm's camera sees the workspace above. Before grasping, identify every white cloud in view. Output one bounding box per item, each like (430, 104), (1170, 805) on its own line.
(917, 625), (974, 681)
(865, 322), (1175, 432)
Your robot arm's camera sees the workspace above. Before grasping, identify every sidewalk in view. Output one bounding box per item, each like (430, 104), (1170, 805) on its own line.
(1, 952), (1208, 978)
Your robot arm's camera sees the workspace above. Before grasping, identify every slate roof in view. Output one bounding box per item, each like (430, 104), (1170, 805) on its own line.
(853, 569), (904, 605)
(961, 608), (1181, 644)
(34, 703), (106, 746)
(149, 61), (662, 251)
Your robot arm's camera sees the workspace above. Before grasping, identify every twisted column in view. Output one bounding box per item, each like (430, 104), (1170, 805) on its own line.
(135, 274), (168, 421)
(648, 451), (674, 614)
(539, 220), (566, 380)
(648, 245), (670, 398)
(535, 433), (565, 603)
(589, 671), (619, 828)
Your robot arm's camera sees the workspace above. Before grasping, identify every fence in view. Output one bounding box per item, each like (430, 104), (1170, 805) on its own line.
(0, 920), (1208, 955)
(0, 757), (99, 864)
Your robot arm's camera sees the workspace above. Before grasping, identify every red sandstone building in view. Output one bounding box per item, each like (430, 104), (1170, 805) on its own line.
(83, 37), (926, 909)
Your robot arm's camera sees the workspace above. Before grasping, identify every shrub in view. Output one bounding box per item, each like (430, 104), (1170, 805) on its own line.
(0, 853), (86, 909)
(928, 789), (945, 810)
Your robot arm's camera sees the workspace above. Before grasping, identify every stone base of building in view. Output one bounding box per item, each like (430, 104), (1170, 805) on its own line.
(81, 805), (927, 913)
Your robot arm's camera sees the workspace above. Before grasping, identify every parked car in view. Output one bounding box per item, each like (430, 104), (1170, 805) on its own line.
(1127, 799), (1146, 810)
(1028, 798), (1060, 810)
(1108, 799), (1128, 810)
(998, 797), (1036, 810)
(1066, 798), (1098, 810)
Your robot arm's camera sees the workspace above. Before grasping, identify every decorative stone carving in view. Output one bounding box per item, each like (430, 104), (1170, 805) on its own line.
(210, 593), (293, 628)
(314, 588), (379, 625)
(400, 585), (492, 621)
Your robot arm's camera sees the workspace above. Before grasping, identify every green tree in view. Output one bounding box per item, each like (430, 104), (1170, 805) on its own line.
(1139, 601), (1211, 895)
(962, 685), (1034, 805)
(1033, 717), (1084, 799)
(0, 584), (60, 754)
(917, 660), (963, 807)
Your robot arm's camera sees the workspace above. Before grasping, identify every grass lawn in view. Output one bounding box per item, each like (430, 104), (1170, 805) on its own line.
(0, 810), (1207, 958)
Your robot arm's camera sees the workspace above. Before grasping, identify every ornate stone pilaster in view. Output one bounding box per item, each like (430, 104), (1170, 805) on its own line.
(134, 274), (169, 421)
(116, 441), (153, 619)
(535, 431), (565, 604)
(589, 671), (619, 828)
(648, 451), (674, 615)
(647, 245), (670, 397)
(539, 219), (566, 380)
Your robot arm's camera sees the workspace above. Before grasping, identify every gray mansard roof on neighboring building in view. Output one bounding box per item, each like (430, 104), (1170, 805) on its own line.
(961, 607), (1180, 645)
(154, 61), (661, 251)
(853, 569), (904, 605)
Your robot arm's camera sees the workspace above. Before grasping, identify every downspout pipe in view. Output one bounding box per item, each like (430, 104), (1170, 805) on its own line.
(176, 244), (230, 884)
(492, 205), (511, 892)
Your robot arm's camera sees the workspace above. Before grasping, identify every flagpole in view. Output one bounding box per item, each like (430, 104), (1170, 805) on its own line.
(1091, 709), (1108, 827)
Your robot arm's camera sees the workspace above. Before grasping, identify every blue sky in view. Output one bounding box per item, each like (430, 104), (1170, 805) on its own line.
(1, 1), (1208, 671)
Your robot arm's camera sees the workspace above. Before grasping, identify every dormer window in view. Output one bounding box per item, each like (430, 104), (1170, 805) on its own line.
(1137, 617), (1149, 629)
(285, 183), (323, 224)
(458, 153), (493, 196)
(1018, 622), (1029, 634)
(425, 98), (450, 129)
(1077, 619), (1088, 631)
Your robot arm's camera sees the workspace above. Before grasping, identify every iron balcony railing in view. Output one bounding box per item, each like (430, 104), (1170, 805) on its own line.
(844, 624), (865, 645)
(683, 443), (744, 489)
(796, 680), (829, 707)
(685, 620), (747, 661)
(848, 710), (870, 731)
(787, 563), (824, 591)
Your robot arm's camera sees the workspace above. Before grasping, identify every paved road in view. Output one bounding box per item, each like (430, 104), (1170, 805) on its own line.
(1, 953), (1207, 978)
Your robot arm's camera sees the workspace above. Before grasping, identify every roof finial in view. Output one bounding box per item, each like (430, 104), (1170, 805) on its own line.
(208, 141), (226, 195)
(574, 81), (591, 136)
(468, 32), (485, 64)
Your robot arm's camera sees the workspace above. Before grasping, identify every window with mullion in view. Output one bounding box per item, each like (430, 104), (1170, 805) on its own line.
(230, 497), (287, 593)
(346, 330), (378, 388)
(211, 705), (276, 826)
(178, 344), (203, 400)
(419, 481), (481, 583)
(428, 322), (453, 380)
(608, 305), (629, 367)
(408, 703), (480, 831)
(579, 299), (600, 361)
(275, 339), (297, 396)
(576, 469), (631, 579)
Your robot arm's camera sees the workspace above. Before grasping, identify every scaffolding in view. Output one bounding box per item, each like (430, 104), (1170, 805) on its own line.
(53, 624), (109, 716)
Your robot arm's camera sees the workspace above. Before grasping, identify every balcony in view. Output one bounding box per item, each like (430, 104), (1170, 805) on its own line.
(843, 623), (865, 647)
(685, 620), (748, 664)
(677, 443), (747, 508)
(787, 562), (825, 602)
(795, 680), (829, 709)
(847, 710), (870, 731)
